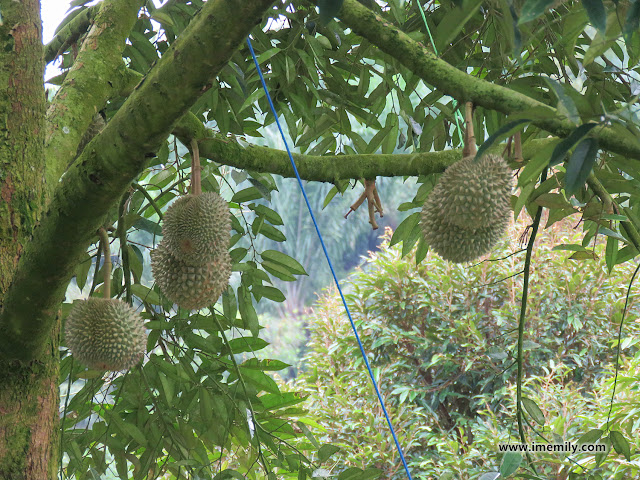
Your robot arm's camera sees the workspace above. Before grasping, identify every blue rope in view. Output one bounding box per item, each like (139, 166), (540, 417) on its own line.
(246, 37), (414, 480)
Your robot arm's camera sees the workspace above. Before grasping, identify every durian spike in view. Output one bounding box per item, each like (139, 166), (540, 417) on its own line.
(98, 227), (111, 299)
(463, 101), (477, 157)
(190, 138), (202, 196)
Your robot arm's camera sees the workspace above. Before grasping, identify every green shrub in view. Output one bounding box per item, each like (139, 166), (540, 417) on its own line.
(295, 221), (640, 479)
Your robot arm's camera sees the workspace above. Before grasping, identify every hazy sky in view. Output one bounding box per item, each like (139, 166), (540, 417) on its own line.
(42, 0), (73, 43)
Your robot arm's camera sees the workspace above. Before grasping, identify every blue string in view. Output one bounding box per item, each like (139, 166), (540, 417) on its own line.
(246, 36), (414, 480)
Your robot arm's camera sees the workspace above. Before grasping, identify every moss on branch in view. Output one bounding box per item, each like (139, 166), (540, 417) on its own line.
(173, 112), (553, 181)
(44, 0), (144, 194)
(44, 5), (99, 64)
(334, 0), (640, 161)
(0, 0), (276, 362)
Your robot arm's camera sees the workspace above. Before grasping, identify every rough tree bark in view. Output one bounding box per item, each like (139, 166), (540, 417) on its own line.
(0, 0), (58, 478)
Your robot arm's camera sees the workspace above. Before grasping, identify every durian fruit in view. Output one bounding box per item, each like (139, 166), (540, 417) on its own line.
(420, 204), (509, 263)
(162, 192), (231, 265)
(430, 154), (513, 230)
(151, 241), (231, 310)
(65, 297), (146, 371)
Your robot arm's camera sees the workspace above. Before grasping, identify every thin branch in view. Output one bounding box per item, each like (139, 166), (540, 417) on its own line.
(97, 228), (111, 299)
(333, 0), (640, 161)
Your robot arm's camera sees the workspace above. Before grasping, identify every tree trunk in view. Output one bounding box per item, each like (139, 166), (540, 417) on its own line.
(0, 0), (56, 478)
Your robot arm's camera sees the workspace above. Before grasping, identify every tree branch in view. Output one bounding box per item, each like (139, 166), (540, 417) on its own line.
(44, 0), (144, 193)
(0, 0), (276, 362)
(173, 112), (554, 181)
(44, 5), (100, 64)
(333, 0), (640, 161)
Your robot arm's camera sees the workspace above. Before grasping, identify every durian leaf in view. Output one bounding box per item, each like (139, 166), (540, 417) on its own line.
(518, 0), (555, 24)
(605, 235), (618, 273)
(256, 223), (286, 242)
(390, 212), (420, 247)
(222, 337), (270, 355)
(222, 286), (238, 321)
(250, 204), (284, 225)
(517, 140), (558, 187)
(582, 0), (606, 33)
(564, 138), (599, 196)
(252, 285), (286, 303)
(549, 123), (598, 166)
(238, 284), (260, 336)
(259, 392), (308, 410)
(241, 358), (291, 371)
(415, 236), (429, 265)
(232, 186), (265, 203)
(75, 252), (92, 291)
(610, 430), (631, 461)
(261, 261), (297, 281)
(522, 397), (545, 425)
(500, 452), (522, 478)
(130, 284), (162, 305)
(322, 185), (339, 209)
(240, 367), (280, 394)
(261, 250), (307, 275)
(474, 118), (531, 161)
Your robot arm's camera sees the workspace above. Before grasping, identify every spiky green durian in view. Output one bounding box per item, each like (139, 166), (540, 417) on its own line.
(65, 298), (146, 371)
(420, 202), (509, 263)
(162, 192), (231, 265)
(151, 241), (231, 310)
(430, 154), (513, 230)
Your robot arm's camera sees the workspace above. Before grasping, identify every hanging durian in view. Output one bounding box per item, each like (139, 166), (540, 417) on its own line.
(419, 102), (513, 263)
(65, 229), (146, 371)
(427, 154), (512, 230)
(151, 139), (232, 309)
(162, 192), (231, 265)
(151, 241), (231, 310)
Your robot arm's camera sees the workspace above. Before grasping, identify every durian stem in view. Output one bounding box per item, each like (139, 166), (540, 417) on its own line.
(514, 132), (523, 162)
(463, 101), (476, 157)
(190, 138), (202, 196)
(98, 228), (111, 299)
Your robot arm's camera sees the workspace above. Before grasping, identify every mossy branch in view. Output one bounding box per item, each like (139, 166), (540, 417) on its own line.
(44, 0), (144, 194)
(44, 5), (99, 64)
(0, 0), (276, 362)
(173, 112), (555, 181)
(332, 0), (640, 162)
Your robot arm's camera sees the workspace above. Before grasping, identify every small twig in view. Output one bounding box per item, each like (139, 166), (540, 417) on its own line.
(345, 179), (384, 229)
(97, 228), (111, 299)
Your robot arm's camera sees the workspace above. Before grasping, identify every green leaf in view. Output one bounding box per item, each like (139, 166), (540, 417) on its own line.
(130, 284), (162, 305)
(390, 212), (420, 247)
(577, 428), (603, 444)
(544, 77), (579, 124)
(252, 285), (286, 303)
(605, 235), (618, 273)
(564, 138), (599, 196)
(519, 0), (555, 24)
(261, 249), (307, 275)
(522, 397), (545, 425)
(598, 227), (626, 242)
(518, 140), (558, 187)
(475, 119), (531, 160)
(241, 358), (291, 371)
(582, 0), (606, 32)
(238, 285), (259, 336)
(260, 392), (308, 410)
(318, 0), (344, 24)
(224, 337), (269, 355)
(434, 0), (484, 54)
(478, 473), (500, 480)
(500, 451), (523, 477)
(240, 368), (280, 394)
(549, 123), (598, 166)
(75, 252), (92, 291)
(318, 444), (341, 462)
(610, 430), (631, 460)
(624, 0), (640, 43)
(222, 286), (237, 321)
